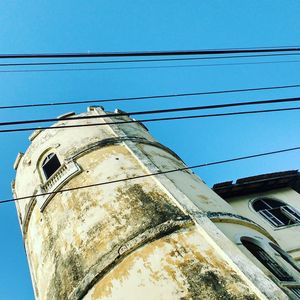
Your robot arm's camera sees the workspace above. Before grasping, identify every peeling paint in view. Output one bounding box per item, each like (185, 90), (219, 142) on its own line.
(13, 108), (289, 300)
(86, 227), (258, 300)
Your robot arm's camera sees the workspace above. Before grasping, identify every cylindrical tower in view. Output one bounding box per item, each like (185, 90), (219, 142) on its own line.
(13, 107), (289, 300)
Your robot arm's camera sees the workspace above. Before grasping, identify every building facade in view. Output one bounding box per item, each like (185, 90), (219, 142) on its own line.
(213, 171), (300, 298)
(12, 107), (300, 299)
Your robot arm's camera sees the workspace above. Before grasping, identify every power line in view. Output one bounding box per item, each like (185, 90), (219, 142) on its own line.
(1, 52), (300, 68)
(1, 46), (300, 59)
(1, 106), (300, 134)
(2, 96), (300, 127)
(4, 145), (300, 204)
(2, 83), (300, 110)
(2, 58), (300, 74)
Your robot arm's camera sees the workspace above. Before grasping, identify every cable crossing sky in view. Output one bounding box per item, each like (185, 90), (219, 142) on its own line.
(0, 52), (300, 68)
(1, 95), (300, 127)
(1, 83), (300, 110)
(4, 145), (300, 204)
(1, 45), (300, 59)
(1, 106), (300, 133)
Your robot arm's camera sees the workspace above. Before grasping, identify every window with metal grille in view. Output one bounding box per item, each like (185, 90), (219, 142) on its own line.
(252, 198), (300, 227)
(42, 153), (61, 180)
(289, 287), (300, 298)
(269, 243), (300, 273)
(241, 238), (295, 282)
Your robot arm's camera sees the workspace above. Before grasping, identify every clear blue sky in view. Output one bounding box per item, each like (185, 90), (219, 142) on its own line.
(1, 1), (300, 299)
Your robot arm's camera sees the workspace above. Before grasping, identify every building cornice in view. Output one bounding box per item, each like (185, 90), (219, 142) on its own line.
(213, 170), (300, 199)
(206, 211), (277, 243)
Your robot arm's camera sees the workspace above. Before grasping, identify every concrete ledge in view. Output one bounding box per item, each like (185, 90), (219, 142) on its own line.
(13, 152), (24, 170)
(72, 136), (185, 164)
(207, 211), (277, 243)
(57, 112), (76, 120)
(29, 129), (43, 142)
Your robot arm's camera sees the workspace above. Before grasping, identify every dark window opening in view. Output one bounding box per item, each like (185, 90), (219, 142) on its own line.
(42, 153), (61, 180)
(253, 198), (300, 227)
(241, 238), (294, 282)
(290, 287), (300, 298)
(270, 243), (300, 273)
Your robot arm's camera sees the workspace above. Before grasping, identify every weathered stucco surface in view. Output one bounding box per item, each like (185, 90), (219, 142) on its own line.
(13, 107), (291, 300)
(138, 143), (241, 214)
(14, 111), (117, 221)
(25, 145), (188, 299)
(84, 225), (258, 300)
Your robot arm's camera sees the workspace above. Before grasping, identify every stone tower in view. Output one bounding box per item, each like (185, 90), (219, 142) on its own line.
(13, 107), (291, 299)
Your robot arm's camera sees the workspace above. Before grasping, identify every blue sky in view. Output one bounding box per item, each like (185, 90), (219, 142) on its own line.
(1, 1), (300, 299)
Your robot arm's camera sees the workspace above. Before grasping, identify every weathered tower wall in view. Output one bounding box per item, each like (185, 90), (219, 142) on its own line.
(13, 107), (289, 300)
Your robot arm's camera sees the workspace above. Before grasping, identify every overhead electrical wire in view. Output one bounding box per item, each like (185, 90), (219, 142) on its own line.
(2, 95), (300, 127)
(3, 46), (300, 202)
(1, 46), (300, 59)
(1, 106), (300, 134)
(1, 83), (300, 110)
(1, 52), (300, 68)
(2, 59), (300, 74)
(4, 145), (300, 204)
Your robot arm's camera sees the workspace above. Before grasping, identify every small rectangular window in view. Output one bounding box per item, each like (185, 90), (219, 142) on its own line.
(42, 154), (61, 179)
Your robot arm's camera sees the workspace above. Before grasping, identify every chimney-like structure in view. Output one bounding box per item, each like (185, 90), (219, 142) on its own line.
(13, 107), (288, 299)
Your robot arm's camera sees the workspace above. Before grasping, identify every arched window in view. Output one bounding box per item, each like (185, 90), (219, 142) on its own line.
(41, 153), (61, 180)
(269, 243), (300, 273)
(252, 197), (300, 227)
(241, 238), (294, 282)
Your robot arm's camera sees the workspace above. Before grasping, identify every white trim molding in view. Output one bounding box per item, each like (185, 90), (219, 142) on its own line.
(36, 159), (81, 211)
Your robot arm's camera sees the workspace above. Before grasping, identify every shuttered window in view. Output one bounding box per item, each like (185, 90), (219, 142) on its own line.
(242, 239), (294, 282)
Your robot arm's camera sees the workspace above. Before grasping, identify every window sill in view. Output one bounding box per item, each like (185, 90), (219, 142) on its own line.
(272, 222), (300, 231)
(36, 159), (81, 211)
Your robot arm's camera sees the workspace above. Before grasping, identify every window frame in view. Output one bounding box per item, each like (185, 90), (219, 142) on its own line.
(251, 197), (300, 229)
(269, 242), (300, 273)
(41, 153), (61, 180)
(241, 237), (296, 282)
(38, 150), (62, 183)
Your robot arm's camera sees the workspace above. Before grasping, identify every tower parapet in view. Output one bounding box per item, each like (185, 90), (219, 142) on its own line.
(13, 107), (290, 299)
